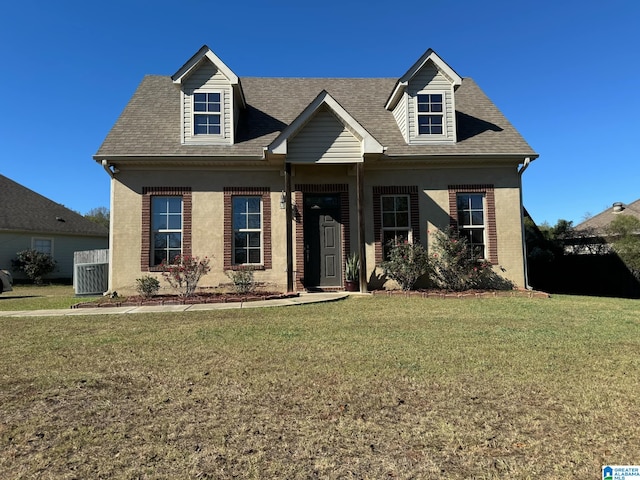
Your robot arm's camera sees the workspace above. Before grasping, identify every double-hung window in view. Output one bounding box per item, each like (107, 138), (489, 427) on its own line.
(194, 92), (221, 135)
(381, 194), (411, 258)
(233, 196), (262, 265)
(152, 196), (183, 265)
(32, 238), (53, 256)
(457, 193), (485, 259)
(417, 93), (444, 135)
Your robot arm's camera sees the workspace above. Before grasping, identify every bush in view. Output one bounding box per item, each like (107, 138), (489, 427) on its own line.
(430, 227), (513, 291)
(226, 266), (256, 295)
(380, 241), (431, 291)
(161, 255), (211, 297)
(135, 275), (160, 298)
(12, 249), (56, 285)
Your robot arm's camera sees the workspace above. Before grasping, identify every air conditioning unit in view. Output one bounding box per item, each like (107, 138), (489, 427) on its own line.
(74, 263), (108, 295)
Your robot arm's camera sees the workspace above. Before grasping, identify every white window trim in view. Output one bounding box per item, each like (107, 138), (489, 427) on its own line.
(414, 90), (447, 138)
(232, 196), (264, 266)
(191, 89), (224, 139)
(151, 196), (183, 266)
(457, 193), (486, 260)
(32, 237), (54, 257)
(381, 194), (413, 245)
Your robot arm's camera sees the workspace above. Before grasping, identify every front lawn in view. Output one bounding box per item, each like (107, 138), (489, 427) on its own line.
(0, 284), (99, 311)
(1, 295), (638, 478)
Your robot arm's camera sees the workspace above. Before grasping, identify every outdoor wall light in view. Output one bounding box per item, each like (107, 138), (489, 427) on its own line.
(280, 191), (286, 210)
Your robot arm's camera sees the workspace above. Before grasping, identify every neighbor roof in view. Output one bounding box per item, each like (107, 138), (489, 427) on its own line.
(95, 75), (537, 160)
(0, 174), (109, 237)
(575, 199), (640, 233)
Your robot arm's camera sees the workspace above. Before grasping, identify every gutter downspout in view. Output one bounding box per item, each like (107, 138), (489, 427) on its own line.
(101, 159), (115, 178)
(101, 160), (116, 294)
(518, 157), (532, 290)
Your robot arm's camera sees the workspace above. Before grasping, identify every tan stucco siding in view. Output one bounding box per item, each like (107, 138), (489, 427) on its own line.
(109, 162), (526, 294)
(288, 109), (362, 164)
(407, 62), (456, 143)
(363, 164), (524, 287)
(181, 60), (233, 144)
(110, 169), (288, 295)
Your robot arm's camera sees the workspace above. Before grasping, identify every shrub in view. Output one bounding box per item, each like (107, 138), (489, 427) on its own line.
(226, 266), (256, 295)
(135, 275), (160, 298)
(12, 249), (56, 285)
(380, 241), (431, 291)
(160, 254), (211, 297)
(430, 227), (513, 291)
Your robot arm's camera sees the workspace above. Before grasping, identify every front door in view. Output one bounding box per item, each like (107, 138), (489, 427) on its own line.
(303, 194), (342, 288)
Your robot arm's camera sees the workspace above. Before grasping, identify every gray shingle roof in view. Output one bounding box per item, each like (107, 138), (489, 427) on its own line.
(95, 75), (537, 159)
(0, 174), (109, 237)
(575, 199), (640, 233)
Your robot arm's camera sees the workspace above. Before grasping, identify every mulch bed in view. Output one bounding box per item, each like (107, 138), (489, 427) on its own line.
(72, 288), (549, 309)
(71, 292), (299, 309)
(372, 289), (550, 299)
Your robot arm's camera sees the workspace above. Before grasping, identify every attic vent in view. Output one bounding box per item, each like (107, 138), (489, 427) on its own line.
(56, 216), (65, 222)
(612, 202), (624, 213)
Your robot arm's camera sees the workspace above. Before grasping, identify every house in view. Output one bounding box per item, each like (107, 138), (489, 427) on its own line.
(95, 45), (538, 295)
(575, 200), (640, 237)
(0, 174), (109, 281)
(527, 201), (640, 298)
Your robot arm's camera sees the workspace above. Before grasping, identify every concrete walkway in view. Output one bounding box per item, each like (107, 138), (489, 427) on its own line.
(0, 292), (350, 318)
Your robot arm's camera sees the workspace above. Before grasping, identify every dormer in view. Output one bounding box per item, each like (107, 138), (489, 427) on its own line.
(171, 45), (246, 145)
(385, 49), (462, 145)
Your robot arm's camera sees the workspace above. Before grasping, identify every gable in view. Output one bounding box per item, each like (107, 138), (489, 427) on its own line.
(405, 60), (457, 143)
(171, 46), (245, 146)
(386, 49), (462, 145)
(180, 59), (234, 144)
(288, 107), (363, 164)
(268, 90), (384, 160)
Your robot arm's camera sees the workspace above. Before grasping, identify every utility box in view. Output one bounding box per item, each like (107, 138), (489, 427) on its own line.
(74, 249), (109, 295)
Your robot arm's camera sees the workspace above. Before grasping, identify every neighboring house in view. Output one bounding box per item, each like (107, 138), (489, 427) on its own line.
(535, 200), (640, 299)
(95, 45), (538, 294)
(575, 200), (640, 235)
(0, 174), (109, 281)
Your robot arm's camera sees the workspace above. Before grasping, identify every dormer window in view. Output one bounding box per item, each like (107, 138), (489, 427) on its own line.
(194, 92), (222, 135)
(416, 92), (444, 135)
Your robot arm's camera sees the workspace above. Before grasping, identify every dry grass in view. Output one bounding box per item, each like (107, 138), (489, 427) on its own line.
(1, 295), (639, 478)
(0, 285), (98, 311)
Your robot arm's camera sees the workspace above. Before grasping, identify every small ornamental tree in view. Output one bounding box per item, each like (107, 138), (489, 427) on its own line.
(12, 249), (56, 285)
(380, 241), (432, 291)
(160, 254), (211, 297)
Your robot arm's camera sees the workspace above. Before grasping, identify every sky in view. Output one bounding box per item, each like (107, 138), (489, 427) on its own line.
(1, 0), (638, 226)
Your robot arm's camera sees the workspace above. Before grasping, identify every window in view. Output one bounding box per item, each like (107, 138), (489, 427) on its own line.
(381, 194), (412, 258)
(417, 93), (443, 135)
(32, 238), (53, 256)
(194, 92), (221, 135)
(152, 196), (183, 265)
(457, 193), (485, 258)
(233, 196), (262, 265)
